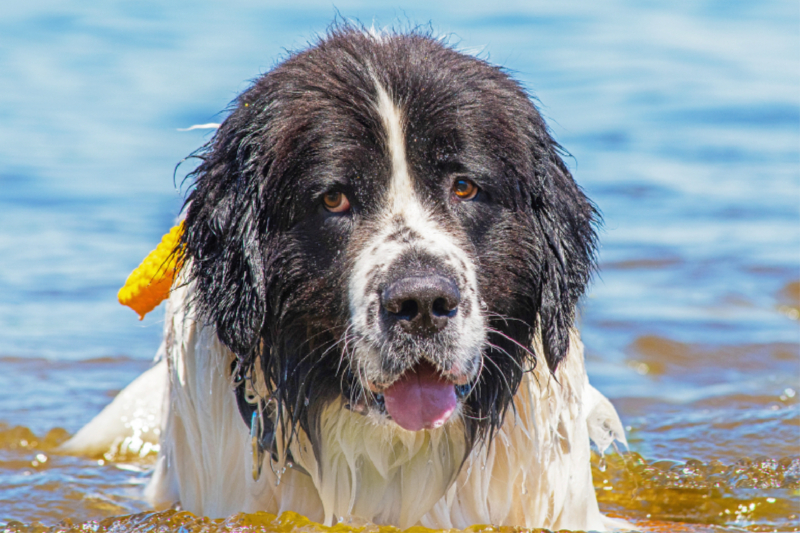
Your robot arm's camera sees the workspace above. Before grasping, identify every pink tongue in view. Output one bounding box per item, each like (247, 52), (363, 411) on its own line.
(382, 362), (457, 431)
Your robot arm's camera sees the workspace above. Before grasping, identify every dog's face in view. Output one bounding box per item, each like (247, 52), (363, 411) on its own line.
(180, 28), (597, 449)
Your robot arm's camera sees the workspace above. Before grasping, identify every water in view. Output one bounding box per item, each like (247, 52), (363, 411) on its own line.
(1, 0), (798, 531)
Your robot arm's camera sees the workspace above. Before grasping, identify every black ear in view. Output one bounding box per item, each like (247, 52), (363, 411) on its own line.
(178, 101), (270, 361)
(532, 148), (598, 372)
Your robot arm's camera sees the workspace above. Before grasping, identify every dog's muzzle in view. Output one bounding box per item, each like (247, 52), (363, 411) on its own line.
(372, 274), (462, 431)
(348, 229), (486, 432)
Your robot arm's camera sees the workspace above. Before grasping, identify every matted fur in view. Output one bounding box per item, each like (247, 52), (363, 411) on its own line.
(65, 25), (629, 531)
(145, 282), (625, 530)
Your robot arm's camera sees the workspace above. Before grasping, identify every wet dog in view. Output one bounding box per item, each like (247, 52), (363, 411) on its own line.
(65, 26), (627, 531)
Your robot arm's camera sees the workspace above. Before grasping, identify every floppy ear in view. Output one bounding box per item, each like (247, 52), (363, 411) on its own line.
(532, 146), (598, 372)
(179, 100), (270, 361)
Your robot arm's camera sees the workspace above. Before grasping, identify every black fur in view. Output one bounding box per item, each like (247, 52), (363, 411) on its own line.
(178, 25), (598, 456)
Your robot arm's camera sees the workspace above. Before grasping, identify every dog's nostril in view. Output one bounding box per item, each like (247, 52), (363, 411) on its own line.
(397, 300), (419, 321)
(432, 297), (457, 318)
(381, 275), (460, 335)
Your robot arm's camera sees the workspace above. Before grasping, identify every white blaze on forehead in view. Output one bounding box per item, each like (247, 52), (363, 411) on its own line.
(346, 80), (485, 364)
(341, 79), (486, 391)
(370, 81), (472, 265)
(374, 83), (418, 217)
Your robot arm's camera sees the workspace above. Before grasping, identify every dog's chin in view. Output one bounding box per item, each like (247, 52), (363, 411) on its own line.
(346, 360), (475, 432)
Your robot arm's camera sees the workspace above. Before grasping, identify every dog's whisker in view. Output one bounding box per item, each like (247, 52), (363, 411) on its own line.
(486, 326), (537, 363)
(485, 312), (534, 330)
(465, 353), (486, 399)
(335, 324), (356, 375)
(484, 338), (527, 375)
(479, 350), (515, 398)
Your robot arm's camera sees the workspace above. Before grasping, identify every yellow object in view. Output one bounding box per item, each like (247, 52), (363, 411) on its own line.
(118, 222), (184, 320)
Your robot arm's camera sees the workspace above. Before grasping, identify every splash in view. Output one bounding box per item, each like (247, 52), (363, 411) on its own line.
(594, 451), (800, 531)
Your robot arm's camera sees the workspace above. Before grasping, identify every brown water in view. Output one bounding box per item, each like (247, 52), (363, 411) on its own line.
(1, 0), (798, 531)
(1, 418), (797, 532)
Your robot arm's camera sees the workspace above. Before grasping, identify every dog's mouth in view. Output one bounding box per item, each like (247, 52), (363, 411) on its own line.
(347, 361), (472, 431)
(380, 361), (458, 431)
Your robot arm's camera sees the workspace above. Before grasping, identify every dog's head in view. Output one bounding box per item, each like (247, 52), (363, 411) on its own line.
(180, 27), (597, 451)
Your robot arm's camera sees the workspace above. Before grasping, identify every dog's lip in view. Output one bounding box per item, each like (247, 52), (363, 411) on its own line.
(348, 363), (473, 417)
(368, 361), (472, 393)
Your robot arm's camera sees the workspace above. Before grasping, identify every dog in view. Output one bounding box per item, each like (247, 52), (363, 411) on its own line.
(63, 26), (628, 531)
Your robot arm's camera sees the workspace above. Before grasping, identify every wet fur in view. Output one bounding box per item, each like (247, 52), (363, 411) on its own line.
(180, 27), (597, 452)
(146, 287), (625, 529)
(99, 25), (626, 531)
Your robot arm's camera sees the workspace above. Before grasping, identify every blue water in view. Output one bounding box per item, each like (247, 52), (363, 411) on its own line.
(1, 0), (798, 529)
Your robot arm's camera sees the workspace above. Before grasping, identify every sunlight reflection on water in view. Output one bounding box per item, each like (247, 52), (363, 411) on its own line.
(0, 0), (798, 529)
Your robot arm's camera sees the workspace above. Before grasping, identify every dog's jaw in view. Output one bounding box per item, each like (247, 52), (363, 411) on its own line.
(346, 81), (486, 428)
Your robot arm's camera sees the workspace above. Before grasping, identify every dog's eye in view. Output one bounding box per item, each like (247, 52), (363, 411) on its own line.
(322, 191), (351, 213)
(452, 178), (478, 201)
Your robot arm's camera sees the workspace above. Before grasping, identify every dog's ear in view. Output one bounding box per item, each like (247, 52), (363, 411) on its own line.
(530, 141), (598, 373)
(179, 101), (270, 360)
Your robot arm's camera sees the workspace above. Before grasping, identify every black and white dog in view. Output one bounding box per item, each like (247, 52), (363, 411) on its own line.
(65, 26), (627, 531)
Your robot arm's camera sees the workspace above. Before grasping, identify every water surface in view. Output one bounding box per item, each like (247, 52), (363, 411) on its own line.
(1, 1), (798, 531)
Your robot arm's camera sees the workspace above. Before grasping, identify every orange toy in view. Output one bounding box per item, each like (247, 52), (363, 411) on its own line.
(118, 222), (184, 320)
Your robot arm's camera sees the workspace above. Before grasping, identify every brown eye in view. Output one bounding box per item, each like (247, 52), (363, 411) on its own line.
(322, 191), (350, 213)
(452, 178), (478, 200)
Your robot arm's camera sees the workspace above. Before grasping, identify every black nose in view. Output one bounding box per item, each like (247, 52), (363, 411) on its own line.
(381, 275), (460, 335)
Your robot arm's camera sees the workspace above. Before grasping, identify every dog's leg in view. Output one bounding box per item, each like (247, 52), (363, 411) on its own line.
(58, 351), (167, 459)
(585, 383), (627, 454)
